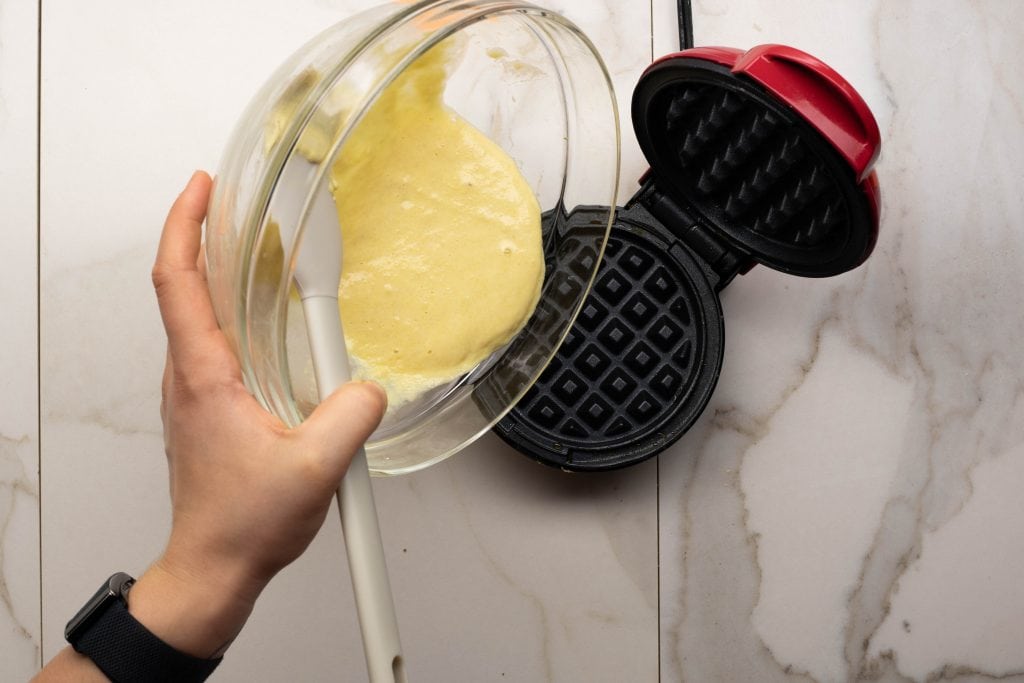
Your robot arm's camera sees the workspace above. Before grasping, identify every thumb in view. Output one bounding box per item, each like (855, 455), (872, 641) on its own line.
(299, 381), (387, 482)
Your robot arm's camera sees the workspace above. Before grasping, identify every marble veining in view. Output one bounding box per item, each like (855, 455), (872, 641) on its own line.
(0, 433), (41, 677)
(0, 435), (38, 635)
(658, 1), (1024, 681)
(40, 245), (166, 440)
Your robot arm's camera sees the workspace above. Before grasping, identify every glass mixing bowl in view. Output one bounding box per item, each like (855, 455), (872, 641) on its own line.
(206, 0), (619, 475)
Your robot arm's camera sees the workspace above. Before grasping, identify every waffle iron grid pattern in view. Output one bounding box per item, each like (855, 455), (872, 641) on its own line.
(509, 230), (703, 458)
(662, 82), (850, 256)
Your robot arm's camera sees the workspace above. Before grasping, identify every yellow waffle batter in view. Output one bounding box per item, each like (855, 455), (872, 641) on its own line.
(329, 43), (544, 406)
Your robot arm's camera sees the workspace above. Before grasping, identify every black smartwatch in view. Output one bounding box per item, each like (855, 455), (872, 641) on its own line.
(65, 572), (223, 683)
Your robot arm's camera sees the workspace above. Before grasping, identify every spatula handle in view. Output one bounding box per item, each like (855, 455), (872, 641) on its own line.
(302, 295), (405, 683)
(337, 452), (405, 682)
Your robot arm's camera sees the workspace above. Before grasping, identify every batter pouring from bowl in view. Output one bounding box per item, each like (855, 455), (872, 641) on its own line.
(328, 41), (545, 408)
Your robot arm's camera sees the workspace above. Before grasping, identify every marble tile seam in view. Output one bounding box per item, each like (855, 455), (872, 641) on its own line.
(648, 6), (658, 683)
(36, 0), (44, 668)
(650, 0), (658, 674)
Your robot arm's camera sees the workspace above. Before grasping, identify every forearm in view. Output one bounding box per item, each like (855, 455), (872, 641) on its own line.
(32, 647), (108, 682)
(125, 556), (259, 660)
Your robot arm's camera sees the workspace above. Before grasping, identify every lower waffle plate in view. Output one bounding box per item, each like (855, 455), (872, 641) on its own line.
(493, 212), (723, 471)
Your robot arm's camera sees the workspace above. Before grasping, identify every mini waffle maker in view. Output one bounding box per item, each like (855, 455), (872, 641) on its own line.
(493, 44), (881, 471)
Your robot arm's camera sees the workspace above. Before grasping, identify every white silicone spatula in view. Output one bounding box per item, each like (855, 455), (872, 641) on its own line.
(272, 157), (405, 682)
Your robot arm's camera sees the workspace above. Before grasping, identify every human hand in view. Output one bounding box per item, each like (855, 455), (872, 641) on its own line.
(138, 170), (386, 657)
(34, 171), (385, 681)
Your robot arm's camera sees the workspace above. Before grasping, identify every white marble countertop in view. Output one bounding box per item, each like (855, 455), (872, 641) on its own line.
(2, 1), (1022, 681)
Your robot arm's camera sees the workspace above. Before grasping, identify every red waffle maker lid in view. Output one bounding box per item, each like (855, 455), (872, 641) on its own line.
(632, 44), (881, 278)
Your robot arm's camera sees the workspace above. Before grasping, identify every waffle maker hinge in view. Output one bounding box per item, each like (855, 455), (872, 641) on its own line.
(629, 176), (754, 291)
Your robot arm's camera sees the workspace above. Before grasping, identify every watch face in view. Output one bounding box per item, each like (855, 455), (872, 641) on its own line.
(65, 572), (134, 642)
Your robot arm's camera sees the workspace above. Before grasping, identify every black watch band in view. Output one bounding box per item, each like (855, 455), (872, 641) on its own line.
(66, 573), (223, 683)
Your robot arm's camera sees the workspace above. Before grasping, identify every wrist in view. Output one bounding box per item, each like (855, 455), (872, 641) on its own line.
(128, 551), (267, 659)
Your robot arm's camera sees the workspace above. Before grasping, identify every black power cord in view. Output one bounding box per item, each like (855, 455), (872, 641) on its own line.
(676, 0), (695, 49)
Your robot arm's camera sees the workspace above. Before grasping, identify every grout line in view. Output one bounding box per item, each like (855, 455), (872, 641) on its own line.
(651, 0), (659, 675)
(36, 0), (43, 665)
(656, 457), (661, 683)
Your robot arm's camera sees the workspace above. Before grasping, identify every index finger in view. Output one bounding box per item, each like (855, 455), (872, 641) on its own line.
(152, 171), (221, 369)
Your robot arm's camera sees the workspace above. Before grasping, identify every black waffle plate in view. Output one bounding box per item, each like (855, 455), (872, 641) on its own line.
(493, 208), (723, 471)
